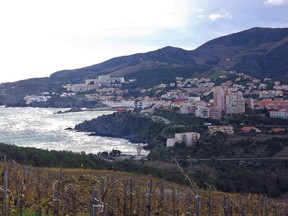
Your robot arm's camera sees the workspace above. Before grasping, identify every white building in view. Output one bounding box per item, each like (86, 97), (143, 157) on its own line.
(213, 88), (245, 115)
(225, 93), (245, 115)
(235, 98), (245, 114)
(180, 103), (193, 114)
(270, 109), (288, 119)
(64, 84), (99, 92)
(136, 100), (164, 109)
(101, 100), (135, 108)
(188, 96), (201, 102)
(166, 132), (200, 147)
(24, 95), (51, 104)
(195, 103), (210, 118)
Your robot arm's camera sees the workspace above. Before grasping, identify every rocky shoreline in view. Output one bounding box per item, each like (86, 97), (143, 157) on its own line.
(55, 107), (114, 114)
(74, 112), (165, 148)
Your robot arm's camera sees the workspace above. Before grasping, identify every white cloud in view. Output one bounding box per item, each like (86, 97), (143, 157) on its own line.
(209, 12), (232, 21)
(197, 8), (205, 18)
(198, 8), (204, 13)
(264, 0), (288, 5)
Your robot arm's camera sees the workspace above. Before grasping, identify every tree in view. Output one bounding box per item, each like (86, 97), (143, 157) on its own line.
(110, 149), (121, 157)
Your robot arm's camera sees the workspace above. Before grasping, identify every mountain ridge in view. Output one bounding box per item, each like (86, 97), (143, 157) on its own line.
(1, 27), (288, 106)
(191, 27), (288, 76)
(49, 46), (198, 82)
(49, 27), (288, 82)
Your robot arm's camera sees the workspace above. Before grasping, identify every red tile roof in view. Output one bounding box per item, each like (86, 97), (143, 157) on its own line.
(241, 126), (254, 131)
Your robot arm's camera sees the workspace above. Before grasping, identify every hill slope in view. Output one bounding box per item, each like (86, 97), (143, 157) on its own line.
(50, 46), (203, 82)
(192, 27), (288, 77)
(50, 27), (288, 82)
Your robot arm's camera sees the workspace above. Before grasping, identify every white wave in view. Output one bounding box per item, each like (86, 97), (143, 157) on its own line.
(0, 107), (148, 155)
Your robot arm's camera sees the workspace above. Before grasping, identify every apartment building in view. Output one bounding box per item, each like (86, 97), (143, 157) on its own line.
(167, 132), (200, 147)
(210, 107), (222, 120)
(180, 103), (193, 114)
(213, 87), (225, 112)
(213, 88), (245, 115)
(195, 102), (210, 118)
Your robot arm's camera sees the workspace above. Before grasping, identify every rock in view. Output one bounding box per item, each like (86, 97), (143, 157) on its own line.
(75, 112), (165, 146)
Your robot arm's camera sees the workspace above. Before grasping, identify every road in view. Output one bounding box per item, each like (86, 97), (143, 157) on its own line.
(151, 115), (171, 124)
(191, 156), (288, 162)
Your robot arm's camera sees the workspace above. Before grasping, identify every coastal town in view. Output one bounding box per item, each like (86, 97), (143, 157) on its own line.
(23, 71), (288, 149)
(1, 25), (288, 210)
(24, 71), (288, 120)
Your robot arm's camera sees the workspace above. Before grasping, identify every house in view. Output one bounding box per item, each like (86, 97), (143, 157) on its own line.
(240, 126), (261, 133)
(116, 108), (126, 113)
(270, 109), (288, 119)
(271, 128), (286, 133)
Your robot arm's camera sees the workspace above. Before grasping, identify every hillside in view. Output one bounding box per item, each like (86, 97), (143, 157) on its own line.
(0, 143), (288, 215)
(0, 27), (288, 106)
(2, 161), (288, 215)
(74, 112), (166, 144)
(0, 78), (64, 106)
(49, 46), (201, 81)
(49, 27), (288, 82)
(192, 27), (288, 77)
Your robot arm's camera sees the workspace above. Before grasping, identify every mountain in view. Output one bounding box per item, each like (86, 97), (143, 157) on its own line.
(0, 27), (288, 106)
(192, 27), (288, 77)
(50, 46), (203, 82)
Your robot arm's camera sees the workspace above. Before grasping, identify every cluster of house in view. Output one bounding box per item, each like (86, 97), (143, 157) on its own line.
(165, 125), (266, 147)
(254, 99), (288, 119)
(23, 71), (288, 119)
(63, 75), (125, 92)
(24, 92), (52, 104)
(100, 86), (246, 120)
(22, 72), (288, 149)
(88, 72), (288, 120)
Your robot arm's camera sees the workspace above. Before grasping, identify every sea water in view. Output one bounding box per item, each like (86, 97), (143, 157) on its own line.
(0, 107), (145, 155)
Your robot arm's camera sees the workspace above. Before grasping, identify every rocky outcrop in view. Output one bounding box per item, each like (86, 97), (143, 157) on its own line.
(75, 112), (165, 145)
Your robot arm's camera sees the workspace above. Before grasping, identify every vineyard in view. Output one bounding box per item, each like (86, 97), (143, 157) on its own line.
(0, 161), (287, 216)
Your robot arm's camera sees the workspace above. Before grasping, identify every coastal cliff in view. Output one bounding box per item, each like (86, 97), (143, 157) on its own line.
(74, 112), (165, 146)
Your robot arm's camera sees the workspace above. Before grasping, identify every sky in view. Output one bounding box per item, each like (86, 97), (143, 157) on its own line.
(0, 0), (287, 83)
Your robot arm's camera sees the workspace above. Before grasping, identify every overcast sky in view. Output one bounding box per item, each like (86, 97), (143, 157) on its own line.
(0, 0), (287, 83)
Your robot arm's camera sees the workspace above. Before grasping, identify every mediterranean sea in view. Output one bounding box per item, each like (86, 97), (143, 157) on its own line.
(0, 107), (145, 155)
